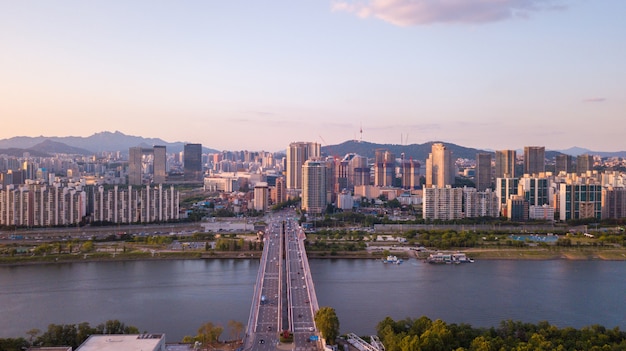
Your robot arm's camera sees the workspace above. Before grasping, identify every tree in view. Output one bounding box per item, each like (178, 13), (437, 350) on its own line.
(197, 322), (223, 345)
(314, 306), (340, 345)
(227, 320), (244, 341)
(26, 328), (40, 344)
(80, 241), (94, 253)
(95, 319), (138, 334)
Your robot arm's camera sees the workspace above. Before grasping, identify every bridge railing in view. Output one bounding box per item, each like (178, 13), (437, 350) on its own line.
(346, 333), (378, 351)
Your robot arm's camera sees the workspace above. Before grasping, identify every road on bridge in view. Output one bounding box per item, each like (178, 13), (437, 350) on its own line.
(244, 211), (322, 351)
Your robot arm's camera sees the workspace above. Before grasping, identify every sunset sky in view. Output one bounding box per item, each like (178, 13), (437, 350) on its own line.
(1, 1), (624, 152)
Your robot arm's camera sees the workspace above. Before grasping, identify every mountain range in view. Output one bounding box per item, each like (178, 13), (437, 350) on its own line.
(0, 131), (218, 156)
(0, 131), (624, 160)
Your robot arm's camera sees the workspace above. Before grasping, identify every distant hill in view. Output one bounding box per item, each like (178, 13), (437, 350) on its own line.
(556, 147), (626, 158)
(322, 140), (492, 161)
(0, 147), (50, 158)
(0, 131), (219, 154)
(29, 140), (93, 155)
(321, 141), (626, 162)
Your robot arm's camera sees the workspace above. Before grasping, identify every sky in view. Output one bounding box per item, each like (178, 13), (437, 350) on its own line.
(1, 0), (624, 152)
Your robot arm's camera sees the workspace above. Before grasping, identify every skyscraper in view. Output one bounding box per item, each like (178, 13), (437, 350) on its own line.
(301, 160), (326, 215)
(555, 154), (573, 175)
(153, 145), (167, 184)
(523, 146), (545, 176)
(128, 146), (167, 186)
(286, 142), (320, 190)
(400, 159), (420, 189)
(475, 153), (492, 191)
(128, 147), (143, 186)
(253, 182), (269, 212)
(425, 143), (454, 188)
(576, 154), (594, 174)
(349, 154), (370, 188)
(495, 150), (516, 178)
(184, 143), (203, 182)
(374, 149), (395, 187)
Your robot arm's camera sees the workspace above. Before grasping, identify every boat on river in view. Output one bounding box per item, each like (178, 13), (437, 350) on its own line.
(427, 252), (474, 264)
(382, 255), (403, 264)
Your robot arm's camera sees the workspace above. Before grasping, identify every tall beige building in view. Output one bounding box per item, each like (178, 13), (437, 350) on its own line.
(253, 182), (269, 212)
(286, 142), (320, 190)
(302, 160), (326, 215)
(425, 143), (455, 188)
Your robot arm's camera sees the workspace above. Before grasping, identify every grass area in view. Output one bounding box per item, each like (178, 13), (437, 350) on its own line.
(465, 247), (626, 260)
(0, 251), (204, 265)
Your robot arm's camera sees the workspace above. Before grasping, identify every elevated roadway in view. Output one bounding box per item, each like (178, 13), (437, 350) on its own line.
(244, 211), (322, 351)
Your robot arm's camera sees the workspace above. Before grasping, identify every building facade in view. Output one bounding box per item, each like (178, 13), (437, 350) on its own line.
(495, 150), (516, 179)
(523, 146), (545, 176)
(425, 143), (455, 188)
(475, 153), (492, 191)
(555, 154), (573, 175)
(184, 143), (203, 182)
(286, 142), (320, 190)
(301, 160), (326, 215)
(463, 187), (499, 218)
(423, 186), (463, 221)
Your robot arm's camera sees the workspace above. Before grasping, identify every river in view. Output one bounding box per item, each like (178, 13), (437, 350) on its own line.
(1, 259), (624, 342)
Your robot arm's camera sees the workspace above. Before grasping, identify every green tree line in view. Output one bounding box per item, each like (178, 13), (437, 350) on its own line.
(376, 316), (626, 351)
(0, 319), (139, 351)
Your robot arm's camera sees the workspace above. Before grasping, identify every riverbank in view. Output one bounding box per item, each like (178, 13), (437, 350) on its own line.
(1, 246), (626, 266)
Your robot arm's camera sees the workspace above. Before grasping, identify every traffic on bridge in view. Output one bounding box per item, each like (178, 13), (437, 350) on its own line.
(243, 211), (322, 351)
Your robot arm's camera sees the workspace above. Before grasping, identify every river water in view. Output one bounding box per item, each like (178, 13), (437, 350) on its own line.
(1, 259), (625, 342)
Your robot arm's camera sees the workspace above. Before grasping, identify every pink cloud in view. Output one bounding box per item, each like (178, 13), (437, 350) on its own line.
(331, 0), (565, 26)
(583, 97), (606, 103)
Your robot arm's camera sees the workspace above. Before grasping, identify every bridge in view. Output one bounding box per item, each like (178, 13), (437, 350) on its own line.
(243, 211), (322, 350)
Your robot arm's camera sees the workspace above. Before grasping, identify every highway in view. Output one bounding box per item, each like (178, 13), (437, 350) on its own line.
(244, 211), (321, 351)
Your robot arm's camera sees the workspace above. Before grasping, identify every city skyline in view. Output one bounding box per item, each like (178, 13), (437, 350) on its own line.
(1, 1), (624, 152)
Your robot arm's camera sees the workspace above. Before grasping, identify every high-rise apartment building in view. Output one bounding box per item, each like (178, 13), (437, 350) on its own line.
(523, 146), (545, 176)
(576, 154), (594, 175)
(374, 149), (395, 187)
(425, 143), (454, 188)
(423, 186), (463, 220)
(301, 160), (326, 215)
(558, 181), (602, 221)
(507, 195), (529, 221)
(1, 184), (87, 227)
(555, 154), (573, 175)
(518, 176), (551, 207)
(475, 153), (492, 191)
(253, 182), (269, 212)
(286, 142), (321, 190)
(495, 150), (516, 179)
(184, 143), (203, 182)
(495, 177), (519, 216)
(400, 159), (420, 189)
(463, 187), (499, 218)
(349, 154), (370, 188)
(602, 186), (626, 220)
(274, 177), (286, 204)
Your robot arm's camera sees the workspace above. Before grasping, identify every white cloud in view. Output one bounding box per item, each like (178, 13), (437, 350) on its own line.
(331, 0), (565, 26)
